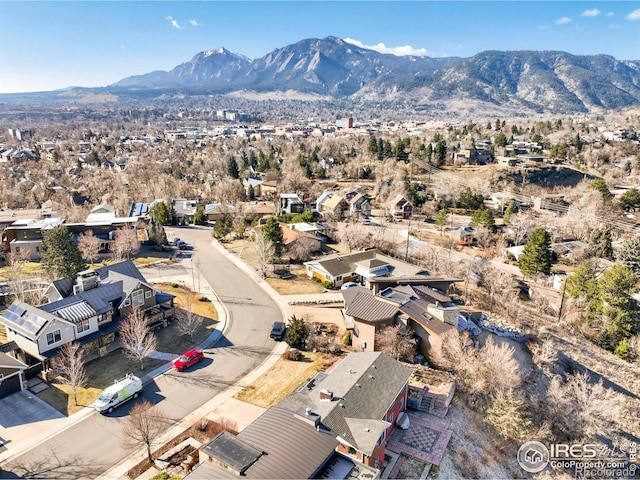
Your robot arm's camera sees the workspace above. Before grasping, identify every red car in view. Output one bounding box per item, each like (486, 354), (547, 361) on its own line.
(172, 348), (204, 371)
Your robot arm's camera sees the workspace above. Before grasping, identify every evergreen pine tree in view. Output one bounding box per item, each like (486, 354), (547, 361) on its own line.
(617, 236), (640, 276)
(519, 227), (553, 276)
(285, 315), (308, 350)
(262, 217), (284, 256)
(40, 225), (86, 279)
(227, 156), (240, 179)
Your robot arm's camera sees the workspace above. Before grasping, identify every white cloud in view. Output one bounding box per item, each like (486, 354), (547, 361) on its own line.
(581, 9), (600, 17)
(626, 9), (640, 20)
(344, 37), (432, 56)
(166, 15), (184, 29)
(189, 19), (202, 27)
(606, 11), (614, 17)
(556, 16), (572, 25)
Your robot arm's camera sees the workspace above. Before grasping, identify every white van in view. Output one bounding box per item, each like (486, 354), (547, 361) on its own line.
(94, 374), (143, 414)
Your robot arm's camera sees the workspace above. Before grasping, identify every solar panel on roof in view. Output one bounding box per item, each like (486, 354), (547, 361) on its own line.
(7, 304), (26, 317)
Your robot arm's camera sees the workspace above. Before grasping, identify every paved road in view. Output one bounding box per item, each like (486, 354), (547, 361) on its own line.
(0, 227), (282, 480)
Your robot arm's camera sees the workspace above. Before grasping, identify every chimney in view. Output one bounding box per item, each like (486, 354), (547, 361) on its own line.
(319, 388), (333, 401)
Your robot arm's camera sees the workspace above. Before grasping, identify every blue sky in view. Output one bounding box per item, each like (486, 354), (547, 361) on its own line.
(1, 1), (640, 94)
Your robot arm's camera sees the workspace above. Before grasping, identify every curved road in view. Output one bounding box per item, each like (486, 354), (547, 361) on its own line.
(0, 227), (282, 480)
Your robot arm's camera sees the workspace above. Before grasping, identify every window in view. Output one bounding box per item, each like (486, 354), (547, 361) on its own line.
(336, 276), (342, 282)
(77, 319), (90, 334)
(400, 396), (405, 410)
(97, 313), (108, 322)
(144, 290), (152, 299)
(124, 298), (130, 307)
(377, 430), (386, 447)
(132, 289), (144, 307)
(46, 330), (62, 345)
(387, 411), (394, 424)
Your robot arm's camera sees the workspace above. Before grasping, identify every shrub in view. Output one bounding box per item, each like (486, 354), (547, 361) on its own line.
(614, 338), (631, 360)
(322, 280), (333, 289)
(342, 331), (352, 346)
(283, 348), (302, 361)
(171, 282), (180, 288)
(198, 296), (211, 302)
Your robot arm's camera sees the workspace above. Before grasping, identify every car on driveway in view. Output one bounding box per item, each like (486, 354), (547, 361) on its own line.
(270, 321), (286, 340)
(177, 241), (188, 250)
(341, 281), (359, 290)
(172, 348), (204, 371)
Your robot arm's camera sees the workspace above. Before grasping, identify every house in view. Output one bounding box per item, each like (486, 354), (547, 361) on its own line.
(0, 261), (174, 374)
(85, 203), (117, 223)
(252, 222), (322, 257)
(242, 177), (264, 198)
(280, 352), (414, 470)
(341, 284), (460, 358)
(303, 249), (427, 289)
(386, 195), (413, 220)
(348, 193), (372, 219)
(279, 193), (305, 215)
(260, 180), (279, 198)
(186, 406), (352, 479)
(0, 350), (28, 399)
(318, 194), (348, 220)
(204, 204), (237, 222)
(3, 217), (65, 260)
(444, 226), (476, 245)
(172, 198), (199, 224)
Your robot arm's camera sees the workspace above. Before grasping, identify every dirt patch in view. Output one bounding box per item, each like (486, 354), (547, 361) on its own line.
(234, 351), (341, 408)
(397, 454), (428, 479)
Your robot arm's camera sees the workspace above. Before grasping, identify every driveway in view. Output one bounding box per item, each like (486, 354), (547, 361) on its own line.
(0, 390), (64, 451)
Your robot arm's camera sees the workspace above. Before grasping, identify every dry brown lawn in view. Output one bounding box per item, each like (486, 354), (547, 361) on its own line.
(0, 261), (44, 282)
(0, 323), (7, 344)
(234, 351), (340, 408)
(265, 269), (325, 295)
(38, 350), (166, 416)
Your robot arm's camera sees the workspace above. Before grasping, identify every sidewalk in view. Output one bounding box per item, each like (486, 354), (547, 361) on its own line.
(0, 245), (292, 478)
(98, 240), (291, 479)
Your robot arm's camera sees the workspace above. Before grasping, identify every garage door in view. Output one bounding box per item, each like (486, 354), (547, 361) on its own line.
(0, 374), (22, 399)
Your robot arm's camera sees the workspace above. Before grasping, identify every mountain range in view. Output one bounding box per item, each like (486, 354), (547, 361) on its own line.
(5, 36), (640, 115)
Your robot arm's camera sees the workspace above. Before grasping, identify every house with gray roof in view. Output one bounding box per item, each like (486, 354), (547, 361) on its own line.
(0, 261), (174, 372)
(0, 351), (28, 398)
(303, 249), (427, 288)
(279, 352), (414, 470)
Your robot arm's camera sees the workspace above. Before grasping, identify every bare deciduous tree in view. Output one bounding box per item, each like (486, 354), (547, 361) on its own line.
(122, 400), (168, 463)
(288, 238), (315, 262)
(54, 341), (87, 406)
(119, 307), (157, 370)
(111, 228), (141, 262)
(176, 293), (203, 342)
(374, 324), (417, 361)
(77, 230), (102, 265)
(337, 223), (367, 253)
(254, 232), (275, 278)
(546, 372), (622, 440)
(6, 249), (30, 302)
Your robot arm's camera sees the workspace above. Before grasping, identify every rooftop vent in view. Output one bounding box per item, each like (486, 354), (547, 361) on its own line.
(294, 407), (321, 428)
(369, 375), (375, 380)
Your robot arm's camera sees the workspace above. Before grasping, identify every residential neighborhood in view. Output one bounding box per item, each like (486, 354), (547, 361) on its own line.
(0, 103), (639, 480)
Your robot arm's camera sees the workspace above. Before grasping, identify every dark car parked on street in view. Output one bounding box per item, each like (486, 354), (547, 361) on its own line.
(270, 321), (286, 341)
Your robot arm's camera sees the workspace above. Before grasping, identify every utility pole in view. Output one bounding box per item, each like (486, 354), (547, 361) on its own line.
(404, 218), (411, 262)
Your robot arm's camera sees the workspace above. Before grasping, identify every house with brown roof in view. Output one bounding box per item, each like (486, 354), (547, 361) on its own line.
(341, 283), (461, 359)
(185, 405), (365, 479)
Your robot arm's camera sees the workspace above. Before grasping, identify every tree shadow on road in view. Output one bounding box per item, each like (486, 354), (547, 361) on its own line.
(1, 446), (110, 479)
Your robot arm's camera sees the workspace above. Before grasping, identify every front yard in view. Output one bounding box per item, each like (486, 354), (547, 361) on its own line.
(37, 350), (166, 416)
(234, 351), (340, 408)
(36, 283), (218, 415)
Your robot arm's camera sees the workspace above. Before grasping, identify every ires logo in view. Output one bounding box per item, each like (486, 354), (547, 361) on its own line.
(550, 444), (598, 459)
